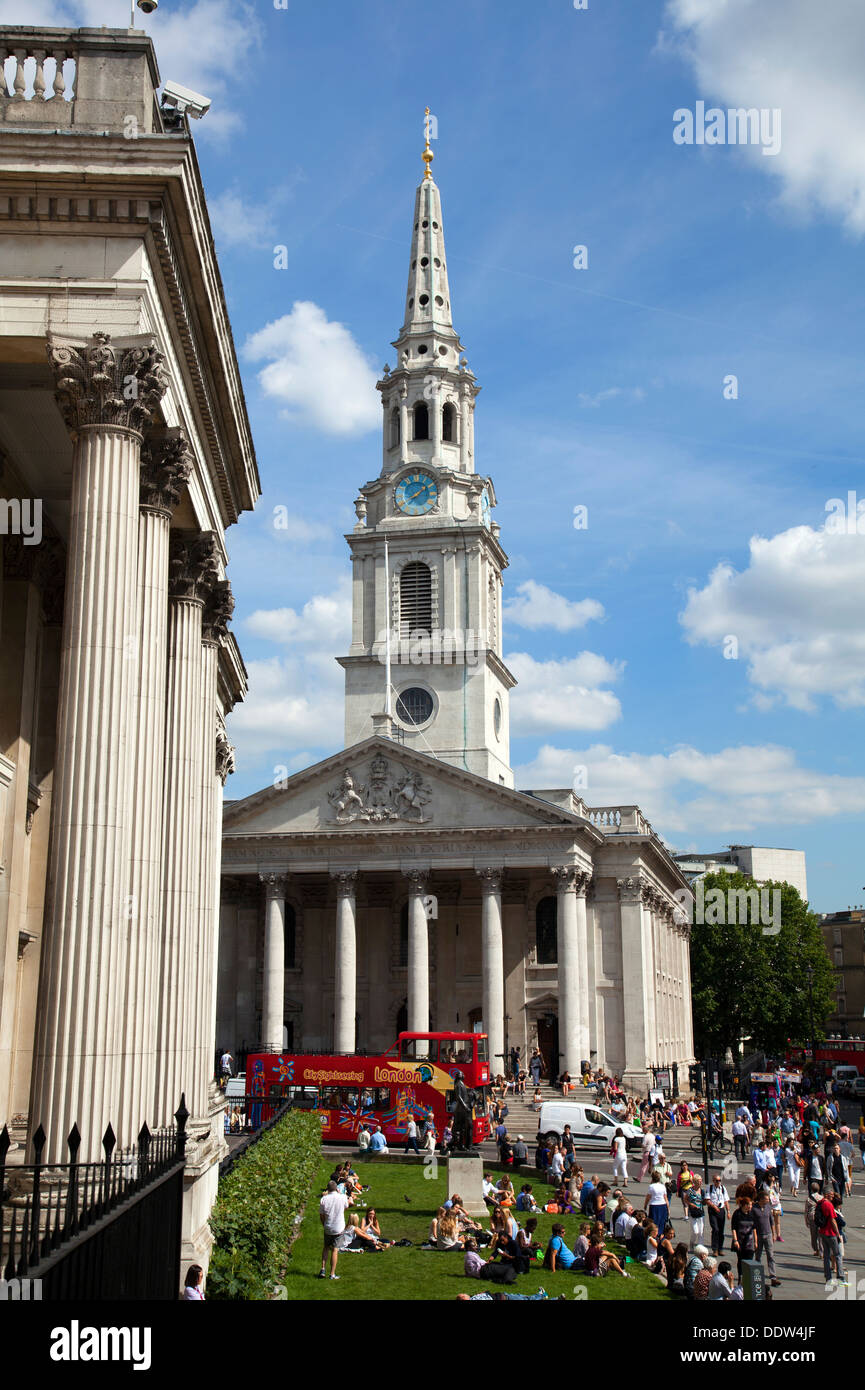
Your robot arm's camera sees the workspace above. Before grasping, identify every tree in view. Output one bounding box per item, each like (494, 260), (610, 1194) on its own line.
(688, 870), (834, 1058)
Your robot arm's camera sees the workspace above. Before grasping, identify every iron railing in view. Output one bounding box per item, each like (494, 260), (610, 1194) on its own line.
(0, 1096), (188, 1300)
(219, 1098), (291, 1178)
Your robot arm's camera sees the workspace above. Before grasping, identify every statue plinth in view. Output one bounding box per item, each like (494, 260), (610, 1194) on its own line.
(446, 1154), (486, 1218)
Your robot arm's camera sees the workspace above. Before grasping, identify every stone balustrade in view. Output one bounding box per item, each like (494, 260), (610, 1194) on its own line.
(0, 37), (76, 115)
(0, 27), (163, 133)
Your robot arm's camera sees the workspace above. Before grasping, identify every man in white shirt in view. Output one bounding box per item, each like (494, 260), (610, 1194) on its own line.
(638, 1127), (656, 1181)
(614, 1204), (637, 1242)
(732, 1116), (749, 1162)
(404, 1117), (421, 1155)
(319, 1181), (350, 1280)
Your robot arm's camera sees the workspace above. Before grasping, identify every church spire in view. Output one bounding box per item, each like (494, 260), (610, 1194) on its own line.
(396, 116), (460, 355)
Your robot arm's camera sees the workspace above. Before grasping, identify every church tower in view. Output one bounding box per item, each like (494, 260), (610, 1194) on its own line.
(338, 119), (516, 786)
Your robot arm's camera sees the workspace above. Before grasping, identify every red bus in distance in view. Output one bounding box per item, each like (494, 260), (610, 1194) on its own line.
(245, 1031), (491, 1145)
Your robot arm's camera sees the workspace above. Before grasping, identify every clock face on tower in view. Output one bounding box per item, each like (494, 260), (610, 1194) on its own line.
(395, 471), (438, 516)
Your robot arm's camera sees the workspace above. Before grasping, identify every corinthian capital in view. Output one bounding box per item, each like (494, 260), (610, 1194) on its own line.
(167, 530), (221, 604)
(476, 867), (503, 896)
(616, 874), (645, 904)
(47, 331), (169, 436)
(140, 428), (192, 514)
(259, 872), (289, 900)
(202, 579), (234, 645)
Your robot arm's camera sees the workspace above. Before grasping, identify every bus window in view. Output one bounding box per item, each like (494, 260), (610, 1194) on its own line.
(476, 1037), (488, 1063)
(341, 1088), (359, 1109)
(400, 1038), (439, 1062)
(321, 1088), (339, 1110)
(288, 1087), (318, 1109)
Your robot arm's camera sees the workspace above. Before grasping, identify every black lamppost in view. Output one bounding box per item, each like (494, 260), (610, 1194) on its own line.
(805, 962), (816, 1075)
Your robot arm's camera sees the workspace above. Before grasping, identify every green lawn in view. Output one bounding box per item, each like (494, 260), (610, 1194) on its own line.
(283, 1157), (672, 1301)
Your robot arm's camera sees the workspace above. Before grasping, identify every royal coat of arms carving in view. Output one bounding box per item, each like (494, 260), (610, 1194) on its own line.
(326, 754), (432, 824)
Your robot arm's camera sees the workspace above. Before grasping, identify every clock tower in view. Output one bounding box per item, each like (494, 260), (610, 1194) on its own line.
(338, 119), (516, 785)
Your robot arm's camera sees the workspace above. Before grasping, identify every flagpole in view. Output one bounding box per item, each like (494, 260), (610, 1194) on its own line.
(384, 536), (392, 719)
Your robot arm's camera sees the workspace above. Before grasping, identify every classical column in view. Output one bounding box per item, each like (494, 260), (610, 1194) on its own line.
(154, 531), (221, 1126)
(333, 871), (358, 1053)
(191, 580), (234, 1113)
(403, 870), (430, 1034)
(551, 867), (590, 1077)
(260, 872), (288, 1052)
(477, 868), (504, 1073)
(120, 430), (191, 1146)
(617, 875), (653, 1091)
(398, 383), (408, 465)
(30, 333), (167, 1160)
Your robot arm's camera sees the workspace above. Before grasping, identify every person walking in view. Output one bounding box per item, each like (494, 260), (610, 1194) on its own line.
(783, 1137), (803, 1196)
(318, 1180), (350, 1280)
(732, 1113), (749, 1163)
(815, 1191), (846, 1289)
(730, 1196), (758, 1285)
(686, 1174), (706, 1251)
(804, 1181), (821, 1256)
(529, 1047), (543, 1086)
(611, 1127), (629, 1187)
(645, 1168), (670, 1234)
(754, 1189), (782, 1287)
(706, 1174), (731, 1256)
(638, 1125), (656, 1182)
(404, 1116), (421, 1155)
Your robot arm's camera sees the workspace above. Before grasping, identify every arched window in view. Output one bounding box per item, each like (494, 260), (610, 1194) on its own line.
(400, 561), (432, 636)
(442, 401), (456, 442)
(399, 902), (409, 966)
(535, 896), (557, 965)
(390, 408), (400, 448)
(284, 902), (296, 970)
(413, 401), (429, 440)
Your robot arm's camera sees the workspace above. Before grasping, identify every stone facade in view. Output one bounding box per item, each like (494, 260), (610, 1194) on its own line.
(219, 150), (695, 1092)
(0, 27), (259, 1271)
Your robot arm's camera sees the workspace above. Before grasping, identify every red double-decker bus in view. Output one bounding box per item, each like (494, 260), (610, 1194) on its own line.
(245, 1031), (491, 1145)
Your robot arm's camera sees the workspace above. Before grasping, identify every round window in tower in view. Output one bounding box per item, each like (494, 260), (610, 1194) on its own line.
(396, 687), (434, 727)
(493, 697), (502, 740)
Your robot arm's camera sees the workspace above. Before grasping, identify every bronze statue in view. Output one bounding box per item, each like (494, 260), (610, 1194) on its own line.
(449, 1070), (473, 1152)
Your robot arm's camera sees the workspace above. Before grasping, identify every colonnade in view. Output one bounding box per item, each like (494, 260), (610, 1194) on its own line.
(28, 331), (235, 1161)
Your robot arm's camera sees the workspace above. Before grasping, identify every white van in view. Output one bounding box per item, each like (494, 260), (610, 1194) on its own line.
(537, 1101), (643, 1151)
(832, 1065), (859, 1094)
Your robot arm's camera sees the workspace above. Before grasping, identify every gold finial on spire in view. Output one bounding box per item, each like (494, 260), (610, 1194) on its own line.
(422, 106), (434, 180)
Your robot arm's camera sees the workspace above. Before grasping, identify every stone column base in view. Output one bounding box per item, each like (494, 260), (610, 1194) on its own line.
(622, 1068), (652, 1095)
(446, 1155), (486, 1217)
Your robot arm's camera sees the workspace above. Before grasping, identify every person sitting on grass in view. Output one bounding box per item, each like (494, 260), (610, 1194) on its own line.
(428, 1206), (446, 1246)
(553, 1180), (575, 1214)
(463, 1236), (518, 1285)
(482, 1173), (503, 1207)
(516, 1217), (542, 1272)
(583, 1230), (630, 1278)
(496, 1175), (516, 1207)
(436, 1209), (465, 1252)
(447, 1193), (485, 1235)
(572, 1222), (592, 1267)
(516, 1183), (540, 1213)
(667, 1242), (689, 1294)
(543, 1222), (578, 1272)
(361, 1209), (392, 1248)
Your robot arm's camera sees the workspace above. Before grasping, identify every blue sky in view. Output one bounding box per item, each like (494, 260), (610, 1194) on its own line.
(23, 0), (865, 912)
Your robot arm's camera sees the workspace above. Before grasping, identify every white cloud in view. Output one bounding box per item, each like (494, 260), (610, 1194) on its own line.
(515, 741), (865, 837)
(228, 581), (352, 760)
(244, 302), (381, 436)
(246, 581), (351, 648)
(0, 1), (261, 139)
(680, 524), (865, 710)
(267, 511), (334, 544)
(506, 652), (624, 734)
(209, 187), (277, 250)
(661, 0), (865, 235)
(504, 580), (605, 632)
(577, 387), (646, 408)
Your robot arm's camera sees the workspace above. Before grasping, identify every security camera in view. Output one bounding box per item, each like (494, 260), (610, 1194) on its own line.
(161, 79), (212, 121)
(137, 0), (158, 13)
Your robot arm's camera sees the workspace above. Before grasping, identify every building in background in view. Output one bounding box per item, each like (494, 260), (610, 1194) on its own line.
(672, 845), (808, 902)
(219, 139), (695, 1093)
(819, 908), (865, 1037)
(0, 26), (259, 1268)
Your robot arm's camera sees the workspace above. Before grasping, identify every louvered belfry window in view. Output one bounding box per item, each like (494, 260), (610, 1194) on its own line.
(400, 561), (432, 637)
